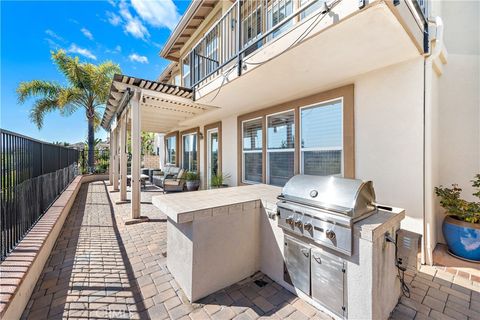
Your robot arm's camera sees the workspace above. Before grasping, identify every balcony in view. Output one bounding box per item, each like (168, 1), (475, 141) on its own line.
(182, 0), (429, 121)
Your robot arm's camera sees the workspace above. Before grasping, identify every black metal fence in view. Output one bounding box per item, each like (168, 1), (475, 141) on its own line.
(0, 129), (80, 260)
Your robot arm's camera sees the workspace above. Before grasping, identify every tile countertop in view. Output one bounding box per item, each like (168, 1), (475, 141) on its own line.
(151, 184), (282, 223)
(152, 184), (405, 242)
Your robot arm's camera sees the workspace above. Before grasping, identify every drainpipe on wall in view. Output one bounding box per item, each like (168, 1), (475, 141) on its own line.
(422, 16), (444, 265)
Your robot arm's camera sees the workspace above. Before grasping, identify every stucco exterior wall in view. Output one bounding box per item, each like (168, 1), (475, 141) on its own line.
(434, 0), (480, 243)
(354, 58), (425, 234)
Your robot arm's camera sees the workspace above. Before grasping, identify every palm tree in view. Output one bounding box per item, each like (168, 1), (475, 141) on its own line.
(17, 50), (120, 171)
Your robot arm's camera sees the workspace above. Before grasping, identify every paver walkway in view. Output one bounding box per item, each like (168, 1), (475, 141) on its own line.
(20, 180), (480, 320)
(21, 181), (331, 320)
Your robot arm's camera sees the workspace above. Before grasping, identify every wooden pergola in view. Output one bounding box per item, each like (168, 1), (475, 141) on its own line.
(101, 74), (216, 222)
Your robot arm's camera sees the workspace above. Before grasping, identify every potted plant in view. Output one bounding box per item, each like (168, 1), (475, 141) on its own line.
(211, 172), (231, 189)
(185, 171), (200, 191)
(435, 174), (480, 262)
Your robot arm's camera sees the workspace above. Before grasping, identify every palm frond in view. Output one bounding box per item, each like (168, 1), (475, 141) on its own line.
(17, 80), (62, 103)
(29, 97), (59, 129)
(51, 50), (91, 91)
(92, 61), (121, 104)
(57, 87), (83, 116)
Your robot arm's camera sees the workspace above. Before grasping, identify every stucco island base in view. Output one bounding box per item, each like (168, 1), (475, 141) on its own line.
(152, 184), (406, 320)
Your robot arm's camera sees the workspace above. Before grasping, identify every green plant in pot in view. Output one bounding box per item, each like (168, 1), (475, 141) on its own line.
(435, 174), (480, 262)
(185, 171), (200, 191)
(211, 172), (230, 189)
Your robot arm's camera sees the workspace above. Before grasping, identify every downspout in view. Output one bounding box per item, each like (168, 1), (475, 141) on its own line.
(422, 16), (443, 265)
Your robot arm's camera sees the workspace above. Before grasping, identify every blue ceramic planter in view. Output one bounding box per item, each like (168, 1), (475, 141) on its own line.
(442, 216), (480, 262)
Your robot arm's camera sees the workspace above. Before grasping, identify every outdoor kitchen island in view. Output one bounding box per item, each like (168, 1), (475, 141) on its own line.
(152, 182), (406, 320)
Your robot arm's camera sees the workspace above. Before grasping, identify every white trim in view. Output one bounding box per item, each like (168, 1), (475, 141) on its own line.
(266, 109), (295, 185)
(206, 127), (219, 187)
(181, 132), (198, 172)
(241, 117), (263, 184)
(299, 97), (344, 176)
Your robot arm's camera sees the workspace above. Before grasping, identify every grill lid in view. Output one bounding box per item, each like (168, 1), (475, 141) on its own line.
(279, 175), (376, 219)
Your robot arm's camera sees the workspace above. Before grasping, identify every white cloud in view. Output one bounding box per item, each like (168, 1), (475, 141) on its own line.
(45, 29), (64, 41)
(131, 0), (180, 31)
(105, 45), (122, 54)
(67, 44), (97, 60)
(128, 53), (148, 64)
(107, 0), (116, 7)
(106, 11), (121, 26)
(81, 27), (94, 40)
(45, 38), (61, 49)
(118, 1), (149, 40)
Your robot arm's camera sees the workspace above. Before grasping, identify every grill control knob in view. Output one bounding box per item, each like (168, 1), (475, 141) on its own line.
(294, 219), (303, 228)
(304, 223), (313, 231)
(326, 229), (336, 240)
(286, 216), (294, 225)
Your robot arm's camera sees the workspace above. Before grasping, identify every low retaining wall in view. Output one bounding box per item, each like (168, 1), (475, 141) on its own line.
(0, 174), (108, 320)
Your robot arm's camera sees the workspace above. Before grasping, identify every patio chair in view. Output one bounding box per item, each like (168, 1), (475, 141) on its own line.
(163, 169), (186, 193)
(152, 166), (180, 188)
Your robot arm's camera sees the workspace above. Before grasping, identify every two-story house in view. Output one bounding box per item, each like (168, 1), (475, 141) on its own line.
(101, 0), (479, 267)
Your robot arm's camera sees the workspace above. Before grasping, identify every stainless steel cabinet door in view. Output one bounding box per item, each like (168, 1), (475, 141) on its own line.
(284, 235), (311, 295)
(311, 248), (346, 317)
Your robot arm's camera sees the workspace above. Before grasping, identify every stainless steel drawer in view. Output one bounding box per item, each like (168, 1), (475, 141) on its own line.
(284, 235), (311, 295)
(311, 248), (346, 317)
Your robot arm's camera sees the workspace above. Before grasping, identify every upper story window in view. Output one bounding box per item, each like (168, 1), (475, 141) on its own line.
(300, 99), (343, 176)
(267, 110), (295, 186)
(268, 0), (293, 39)
(174, 75), (181, 86)
(165, 134), (177, 165)
(182, 56), (191, 88)
(242, 118), (263, 184)
(182, 131), (198, 172)
(204, 30), (219, 76)
(300, 0), (325, 20)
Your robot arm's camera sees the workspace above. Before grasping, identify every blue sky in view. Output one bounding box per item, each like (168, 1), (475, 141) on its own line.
(1, 0), (189, 144)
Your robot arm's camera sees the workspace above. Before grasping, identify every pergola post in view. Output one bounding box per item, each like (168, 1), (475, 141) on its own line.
(112, 126), (119, 191)
(119, 112), (128, 202)
(131, 95), (141, 219)
(108, 131), (114, 185)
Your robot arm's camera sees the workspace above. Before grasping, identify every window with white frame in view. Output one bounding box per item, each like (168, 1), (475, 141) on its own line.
(174, 74), (181, 86)
(242, 118), (263, 183)
(300, 99), (343, 176)
(182, 56), (191, 88)
(267, 0), (293, 39)
(204, 30), (218, 75)
(165, 135), (176, 165)
(300, 0), (326, 20)
(267, 110), (295, 186)
(182, 132), (198, 172)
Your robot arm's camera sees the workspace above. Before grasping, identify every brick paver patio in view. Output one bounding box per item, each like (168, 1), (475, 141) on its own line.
(20, 181), (480, 320)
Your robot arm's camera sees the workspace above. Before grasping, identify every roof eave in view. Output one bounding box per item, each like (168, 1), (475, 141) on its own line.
(159, 0), (204, 59)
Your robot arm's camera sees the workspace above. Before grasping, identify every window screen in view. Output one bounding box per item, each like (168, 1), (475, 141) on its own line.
(301, 99), (343, 176)
(182, 133), (197, 172)
(267, 110), (295, 186)
(165, 135), (176, 165)
(242, 118), (263, 183)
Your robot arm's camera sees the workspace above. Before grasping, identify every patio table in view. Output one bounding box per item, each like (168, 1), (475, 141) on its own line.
(127, 174), (149, 189)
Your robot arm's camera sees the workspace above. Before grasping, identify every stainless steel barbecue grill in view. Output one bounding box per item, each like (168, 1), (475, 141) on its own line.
(277, 175), (377, 256)
(277, 175), (379, 318)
